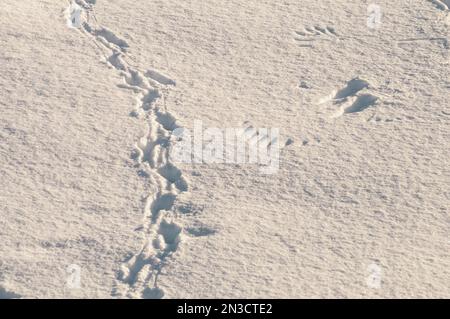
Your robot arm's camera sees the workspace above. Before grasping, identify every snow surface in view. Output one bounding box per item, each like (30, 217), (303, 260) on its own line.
(0, 0), (449, 298)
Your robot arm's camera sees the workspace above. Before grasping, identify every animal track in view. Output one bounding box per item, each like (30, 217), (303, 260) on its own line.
(185, 225), (217, 237)
(294, 25), (338, 47)
(317, 78), (379, 118)
(146, 69), (176, 86)
(151, 193), (177, 218)
(242, 121), (278, 150)
(334, 78), (370, 100)
(332, 93), (378, 118)
(72, 1), (187, 299)
(429, 0), (450, 10)
(65, 2), (83, 28)
(95, 27), (129, 51)
(175, 201), (205, 216)
(241, 121), (295, 151)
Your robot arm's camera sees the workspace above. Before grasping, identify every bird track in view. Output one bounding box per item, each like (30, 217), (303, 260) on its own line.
(429, 0), (450, 11)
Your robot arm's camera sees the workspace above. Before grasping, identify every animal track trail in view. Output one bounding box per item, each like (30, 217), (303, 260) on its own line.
(0, 286), (21, 299)
(294, 25), (338, 47)
(429, 0), (450, 11)
(71, 1), (187, 299)
(317, 78), (379, 118)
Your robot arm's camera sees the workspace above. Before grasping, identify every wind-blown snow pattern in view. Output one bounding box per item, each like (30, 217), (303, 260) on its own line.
(73, 0), (188, 299)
